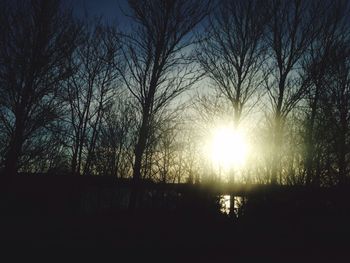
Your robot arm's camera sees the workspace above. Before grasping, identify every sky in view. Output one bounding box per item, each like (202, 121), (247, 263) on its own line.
(67, 0), (129, 25)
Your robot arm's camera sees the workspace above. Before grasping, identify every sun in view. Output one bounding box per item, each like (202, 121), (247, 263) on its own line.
(210, 126), (248, 171)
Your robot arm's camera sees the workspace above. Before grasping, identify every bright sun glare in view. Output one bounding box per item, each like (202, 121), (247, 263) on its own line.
(210, 127), (248, 171)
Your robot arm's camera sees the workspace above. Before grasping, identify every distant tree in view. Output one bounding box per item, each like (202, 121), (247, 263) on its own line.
(19, 120), (71, 173)
(0, 0), (78, 176)
(192, 92), (234, 182)
(150, 108), (184, 183)
(323, 42), (350, 185)
(300, 0), (350, 186)
(63, 19), (122, 175)
(180, 127), (202, 184)
(263, 0), (326, 184)
(93, 96), (137, 177)
(121, 0), (211, 208)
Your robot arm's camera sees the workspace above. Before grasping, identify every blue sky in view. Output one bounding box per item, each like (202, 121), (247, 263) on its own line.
(67, 0), (129, 25)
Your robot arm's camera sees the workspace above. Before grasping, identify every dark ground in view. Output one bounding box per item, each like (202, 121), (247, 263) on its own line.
(1, 212), (349, 261)
(1, 176), (349, 261)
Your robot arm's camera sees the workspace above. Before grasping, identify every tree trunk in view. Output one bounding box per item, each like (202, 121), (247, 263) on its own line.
(3, 123), (25, 176)
(338, 110), (347, 185)
(271, 116), (283, 184)
(129, 111), (150, 209)
(305, 82), (320, 185)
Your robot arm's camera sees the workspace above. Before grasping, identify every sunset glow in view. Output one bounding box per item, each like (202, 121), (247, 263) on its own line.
(209, 126), (248, 171)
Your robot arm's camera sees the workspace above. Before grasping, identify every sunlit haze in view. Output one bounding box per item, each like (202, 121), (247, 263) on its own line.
(208, 126), (249, 172)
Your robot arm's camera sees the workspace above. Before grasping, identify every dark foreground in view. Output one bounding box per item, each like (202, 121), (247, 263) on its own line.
(1, 176), (349, 261)
(1, 212), (349, 261)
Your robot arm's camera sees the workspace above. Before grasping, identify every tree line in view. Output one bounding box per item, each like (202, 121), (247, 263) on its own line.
(0, 0), (349, 188)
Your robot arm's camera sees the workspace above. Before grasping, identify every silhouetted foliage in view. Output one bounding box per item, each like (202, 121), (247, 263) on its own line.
(0, 0), (79, 175)
(1, 1), (350, 255)
(62, 18), (123, 176)
(121, 0), (212, 208)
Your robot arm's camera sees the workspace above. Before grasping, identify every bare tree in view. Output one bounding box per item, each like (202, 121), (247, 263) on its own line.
(196, 0), (268, 217)
(155, 123), (179, 183)
(0, 0), (78, 176)
(121, 0), (211, 208)
(148, 108), (184, 183)
(93, 96), (137, 177)
(324, 41), (350, 185)
(301, 0), (350, 186)
(18, 123), (70, 174)
(63, 20), (122, 175)
(263, 0), (325, 184)
(197, 0), (267, 128)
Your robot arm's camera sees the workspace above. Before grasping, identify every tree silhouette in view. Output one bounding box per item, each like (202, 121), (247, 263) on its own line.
(63, 19), (122, 176)
(0, 0), (78, 176)
(0, 0), (349, 203)
(301, 0), (350, 186)
(121, 0), (211, 208)
(197, 0), (267, 128)
(263, 0), (326, 184)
